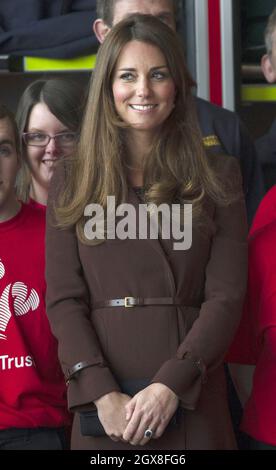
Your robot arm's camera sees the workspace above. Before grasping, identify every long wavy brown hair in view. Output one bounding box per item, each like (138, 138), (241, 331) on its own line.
(55, 14), (234, 244)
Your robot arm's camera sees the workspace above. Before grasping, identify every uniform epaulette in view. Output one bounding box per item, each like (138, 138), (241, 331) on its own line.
(203, 135), (220, 147)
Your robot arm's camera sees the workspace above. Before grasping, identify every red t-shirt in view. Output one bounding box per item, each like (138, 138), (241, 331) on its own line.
(28, 198), (47, 214)
(0, 203), (70, 429)
(227, 218), (276, 445)
(250, 184), (276, 236)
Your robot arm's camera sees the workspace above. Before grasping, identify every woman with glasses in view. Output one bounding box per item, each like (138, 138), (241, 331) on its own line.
(8, 79), (83, 448)
(16, 79), (83, 208)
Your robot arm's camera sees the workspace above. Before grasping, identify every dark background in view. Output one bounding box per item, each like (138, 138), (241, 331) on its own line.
(0, 0), (275, 141)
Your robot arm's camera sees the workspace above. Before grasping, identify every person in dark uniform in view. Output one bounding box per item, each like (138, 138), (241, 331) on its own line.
(256, 7), (276, 192)
(0, 0), (98, 59)
(93, 0), (264, 225)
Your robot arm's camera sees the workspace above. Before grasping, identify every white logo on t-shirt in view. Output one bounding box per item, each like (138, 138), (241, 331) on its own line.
(0, 260), (40, 340)
(0, 259), (5, 280)
(0, 354), (35, 371)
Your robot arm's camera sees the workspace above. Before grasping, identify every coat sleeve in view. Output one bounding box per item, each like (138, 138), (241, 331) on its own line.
(45, 164), (120, 411)
(152, 157), (248, 409)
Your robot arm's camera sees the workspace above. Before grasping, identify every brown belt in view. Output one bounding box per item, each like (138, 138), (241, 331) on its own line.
(94, 296), (184, 309)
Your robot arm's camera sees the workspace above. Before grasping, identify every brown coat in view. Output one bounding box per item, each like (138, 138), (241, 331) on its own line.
(46, 154), (248, 450)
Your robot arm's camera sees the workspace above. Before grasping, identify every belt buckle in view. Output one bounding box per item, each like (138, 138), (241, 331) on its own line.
(124, 297), (135, 308)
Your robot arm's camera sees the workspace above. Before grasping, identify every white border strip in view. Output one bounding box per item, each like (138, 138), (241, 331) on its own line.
(220, 0), (235, 110)
(194, 0), (210, 100)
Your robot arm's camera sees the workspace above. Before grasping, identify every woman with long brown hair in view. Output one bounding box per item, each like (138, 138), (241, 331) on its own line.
(46, 14), (247, 450)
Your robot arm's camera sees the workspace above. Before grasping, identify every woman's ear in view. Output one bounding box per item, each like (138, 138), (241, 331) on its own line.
(261, 53), (276, 83)
(93, 19), (111, 44)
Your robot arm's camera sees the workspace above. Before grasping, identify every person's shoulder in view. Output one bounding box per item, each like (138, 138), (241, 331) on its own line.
(249, 185), (276, 236)
(206, 151), (240, 174)
(248, 220), (276, 294)
(22, 201), (45, 225)
(250, 215), (276, 254)
(195, 96), (239, 123)
(250, 185), (276, 235)
(259, 184), (276, 208)
(256, 118), (276, 154)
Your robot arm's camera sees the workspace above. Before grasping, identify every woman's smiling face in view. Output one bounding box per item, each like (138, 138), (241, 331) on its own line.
(25, 102), (76, 190)
(112, 40), (176, 137)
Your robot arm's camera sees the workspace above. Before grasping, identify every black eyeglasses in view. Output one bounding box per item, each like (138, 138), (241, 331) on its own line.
(22, 132), (78, 147)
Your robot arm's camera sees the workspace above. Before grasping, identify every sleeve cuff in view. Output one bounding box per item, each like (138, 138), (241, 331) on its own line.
(67, 365), (120, 411)
(151, 354), (206, 410)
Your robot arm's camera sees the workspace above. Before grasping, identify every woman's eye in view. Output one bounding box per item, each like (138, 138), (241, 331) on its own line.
(152, 71), (166, 80)
(0, 146), (11, 157)
(119, 73), (135, 81)
(56, 133), (77, 145)
(31, 133), (46, 141)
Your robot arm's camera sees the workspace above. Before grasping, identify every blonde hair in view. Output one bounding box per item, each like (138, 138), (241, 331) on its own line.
(55, 14), (232, 244)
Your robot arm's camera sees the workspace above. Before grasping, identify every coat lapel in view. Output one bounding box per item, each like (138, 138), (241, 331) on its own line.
(128, 187), (176, 294)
